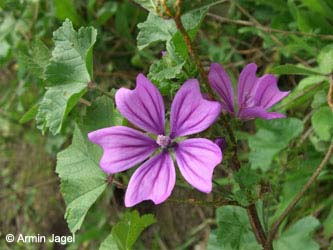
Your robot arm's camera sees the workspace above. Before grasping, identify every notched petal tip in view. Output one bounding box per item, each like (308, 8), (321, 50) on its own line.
(254, 74), (290, 109)
(124, 152), (176, 207)
(115, 74), (165, 135)
(170, 79), (222, 138)
(175, 138), (222, 193)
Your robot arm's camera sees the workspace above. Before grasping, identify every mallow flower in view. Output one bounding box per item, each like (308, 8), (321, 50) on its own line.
(88, 74), (222, 207)
(208, 63), (290, 120)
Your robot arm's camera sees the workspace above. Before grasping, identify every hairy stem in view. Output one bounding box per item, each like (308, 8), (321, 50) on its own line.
(328, 73), (333, 111)
(165, 1), (268, 248)
(162, 0), (214, 98)
(266, 143), (333, 247)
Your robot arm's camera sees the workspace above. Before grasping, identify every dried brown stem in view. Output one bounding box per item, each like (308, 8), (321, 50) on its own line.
(328, 74), (333, 111)
(266, 143), (333, 248)
(207, 13), (333, 40)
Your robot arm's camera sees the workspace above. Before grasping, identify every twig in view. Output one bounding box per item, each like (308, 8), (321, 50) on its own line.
(79, 98), (92, 106)
(88, 81), (114, 100)
(207, 13), (333, 40)
(168, 197), (237, 207)
(162, 0), (214, 98)
(328, 74), (333, 111)
(247, 203), (267, 247)
(266, 143), (333, 247)
(163, 1), (268, 247)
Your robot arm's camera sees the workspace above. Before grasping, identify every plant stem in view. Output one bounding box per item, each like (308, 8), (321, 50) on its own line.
(207, 13), (333, 40)
(328, 73), (333, 111)
(162, 0), (214, 99)
(166, 1), (268, 248)
(88, 81), (114, 100)
(247, 203), (267, 247)
(266, 142), (333, 248)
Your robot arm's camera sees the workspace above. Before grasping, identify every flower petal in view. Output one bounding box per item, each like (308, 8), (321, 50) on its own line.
(115, 74), (165, 134)
(170, 79), (222, 138)
(254, 74), (290, 109)
(88, 126), (158, 174)
(238, 107), (286, 120)
(175, 138), (222, 193)
(125, 151), (175, 207)
(208, 63), (234, 113)
(237, 63), (259, 109)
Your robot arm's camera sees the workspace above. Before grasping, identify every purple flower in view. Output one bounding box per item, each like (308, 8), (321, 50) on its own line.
(88, 74), (222, 207)
(208, 63), (290, 120)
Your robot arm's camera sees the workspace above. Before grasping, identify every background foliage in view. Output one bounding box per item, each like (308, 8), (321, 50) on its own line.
(1, 0), (333, 249)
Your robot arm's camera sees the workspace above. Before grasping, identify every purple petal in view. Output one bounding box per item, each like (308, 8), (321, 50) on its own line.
(88, 126), (158, 174)
(208, 63), (234, 113)
(253, 74), (290, 109)
(175, 138), (222, 193)
(115, 74), (165, 135)
(170, 79), (222, 138)
(237, 63), (259, 109)
(125, 151), (175, 207)
(238, 107), (286, 120)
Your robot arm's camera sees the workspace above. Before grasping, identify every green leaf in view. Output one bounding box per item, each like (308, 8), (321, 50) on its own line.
(36, 83), (87, 135)
(56, 124), (107, 234)
(54, 0), (84, 26)
(249, 118), (303, 171)
(100, 211), (156, 250)
(273, 216), (320, 250)
(323, 208), (333, 239)
(311, 106), (333, 141)
(36, 19), (97, 135)
(99, 234), (120, 250)
(137, 8), (206, 50)
(17, 39), (51, 79)
(269, 64), (324, 76)
(19, 103), (39, 124)
(214, 206), (261, 250)
(234, 166), (260, 190)
(82, 96), (123, 132)
(137, 13), (176, 50)
(317, 44), (333, 74)
(46, 19), (97, 84)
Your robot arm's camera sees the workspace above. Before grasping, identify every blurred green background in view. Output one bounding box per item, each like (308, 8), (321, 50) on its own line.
(1, 0), (333, 249)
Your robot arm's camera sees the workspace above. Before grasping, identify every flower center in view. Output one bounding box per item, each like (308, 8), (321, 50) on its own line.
(156, 135), (171, 148)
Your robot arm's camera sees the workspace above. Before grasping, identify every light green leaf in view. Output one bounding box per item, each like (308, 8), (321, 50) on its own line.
(99, 234), (120, 250)
(273, 216), (320, 250)
(323, 208), (333, 239)
(214, 206), (261, 250)
(100, 211), (156, 250)
(137, 13), (176, 50)
(249, 118), (303, 171)
(317, 44), (333, 74)
(18, 40), (51, 79)
(137, 8), (206, 50)
(269, 64), (324, 76)
(56, 124), (107, 234)
(36, 83), (86, 135)
(36, 19), (97, 135)
(46, 19), (97, 84)
(311, 106), (333, 141)
(20, 103), (39, 124)
(54, 0), (84, 26)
